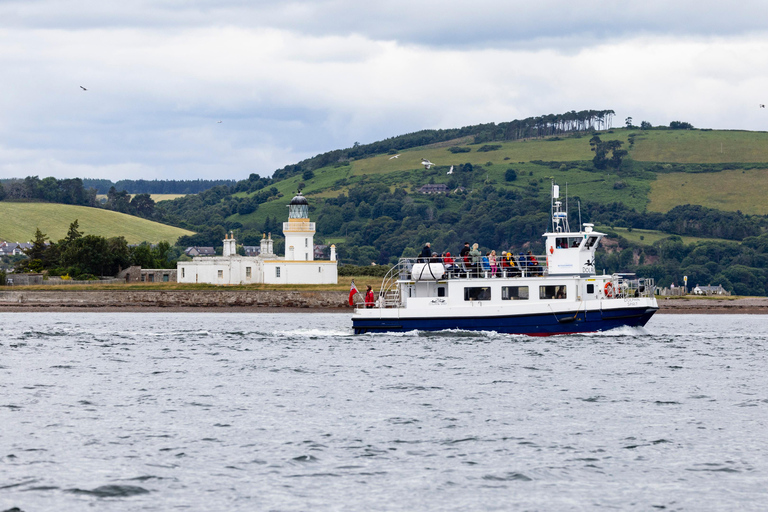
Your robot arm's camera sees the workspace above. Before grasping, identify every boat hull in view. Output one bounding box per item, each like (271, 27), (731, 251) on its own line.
(352, 306), (658, 336)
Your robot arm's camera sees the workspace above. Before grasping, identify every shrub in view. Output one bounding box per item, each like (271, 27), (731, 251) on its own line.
(448, 146), (471, 153)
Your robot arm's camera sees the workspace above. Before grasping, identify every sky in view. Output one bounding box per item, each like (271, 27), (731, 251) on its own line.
(2, 0), (768, 182)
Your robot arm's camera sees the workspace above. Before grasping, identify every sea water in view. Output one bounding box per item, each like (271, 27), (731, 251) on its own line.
(1, 312), (768, 511)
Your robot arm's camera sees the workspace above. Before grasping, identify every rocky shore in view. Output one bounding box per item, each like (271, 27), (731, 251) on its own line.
(1, 290), (768, 313)
(0, 290), (350, 312)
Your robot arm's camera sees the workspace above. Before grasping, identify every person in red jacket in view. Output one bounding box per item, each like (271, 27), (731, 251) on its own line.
(365, 286), (375, 308)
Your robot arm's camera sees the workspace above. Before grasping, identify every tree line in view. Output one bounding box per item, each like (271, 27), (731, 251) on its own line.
(82, 178), (237, 194)
(17, 220), (176, 279)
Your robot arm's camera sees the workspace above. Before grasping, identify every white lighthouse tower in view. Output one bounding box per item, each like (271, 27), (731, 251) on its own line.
(283, 191), (315, 261)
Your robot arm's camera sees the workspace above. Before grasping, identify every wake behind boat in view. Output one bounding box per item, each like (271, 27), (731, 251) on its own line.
(352, 182), (658, 336)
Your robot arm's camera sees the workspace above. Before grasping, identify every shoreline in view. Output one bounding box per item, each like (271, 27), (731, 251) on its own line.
(2, 290), (768, 314)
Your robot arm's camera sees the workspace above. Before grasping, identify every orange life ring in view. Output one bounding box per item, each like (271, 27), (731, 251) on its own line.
(604, 282), (614, 298)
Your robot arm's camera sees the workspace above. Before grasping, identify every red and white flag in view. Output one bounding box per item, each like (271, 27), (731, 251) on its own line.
(348, 281), (359, 306)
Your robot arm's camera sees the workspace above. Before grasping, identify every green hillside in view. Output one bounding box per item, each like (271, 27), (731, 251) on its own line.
(130, 120), (768, 295)
(0, 202), (194, 244)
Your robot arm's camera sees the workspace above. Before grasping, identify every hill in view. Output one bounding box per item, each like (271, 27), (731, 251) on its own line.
(151, 117), (768, 295)
(0, 202), (194, 244)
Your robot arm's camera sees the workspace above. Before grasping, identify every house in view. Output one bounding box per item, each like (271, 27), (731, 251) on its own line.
(177, 192), (338, 285)
(0, 242), (33, 256)
(693, 284), (730, 296)
(417, 184), (449, 194)
(185, 246), (216, 257)
(313, 244), (328, 260)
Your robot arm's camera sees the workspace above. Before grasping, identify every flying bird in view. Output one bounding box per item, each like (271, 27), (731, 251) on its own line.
(217, 120), (222, 123)
(447, 165), (454, 175)
(421, 158), (435, 169)
(761, 104), (765, 108)
(388, 154), (400, 160)
(80, 86), (87, 91)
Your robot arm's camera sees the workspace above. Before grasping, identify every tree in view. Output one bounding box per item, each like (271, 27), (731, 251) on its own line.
(640, 121), (652, 130)
(669, 121), (694, 130)
(130, 193), (155, 217)
(625, 116), (634, 129)
(504, 168), (518, 182)
(107, 186), (131, 213)
(65, 220), (82, 244)
(0, 182), (4, 201)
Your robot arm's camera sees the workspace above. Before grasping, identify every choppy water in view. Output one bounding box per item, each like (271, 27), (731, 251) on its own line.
(1, 313), (768, 511)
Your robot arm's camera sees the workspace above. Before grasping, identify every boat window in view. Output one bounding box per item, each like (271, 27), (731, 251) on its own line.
(464, 287), (491, 301)
(540, 285), (567, 300)
(586, 283), (594, 294)
(556, 237), (582, 249)
(502, 286), (529, 300)
(584, 236), (599, 249)
(437, 287), (446, 297)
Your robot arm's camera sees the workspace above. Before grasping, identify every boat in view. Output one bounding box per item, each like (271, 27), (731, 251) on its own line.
(351, 181), (658, 336)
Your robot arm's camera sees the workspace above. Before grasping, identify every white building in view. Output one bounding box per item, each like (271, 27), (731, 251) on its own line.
(177, 192), (338, 285)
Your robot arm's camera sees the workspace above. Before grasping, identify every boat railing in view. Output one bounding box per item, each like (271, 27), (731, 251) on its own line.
(394, 256), (549, 281)
(609, 276), (655, 299)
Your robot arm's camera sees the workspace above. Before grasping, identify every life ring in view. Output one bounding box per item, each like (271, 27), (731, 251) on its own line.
(604, 282), (614, 298)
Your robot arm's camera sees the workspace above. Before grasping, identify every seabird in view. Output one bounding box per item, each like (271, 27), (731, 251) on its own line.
(217, 120), (222, 123)
(389, 154), (400, 160)
(80, 86), (87, 91)
(447, 165), (454, 175)
(421, 158), (435, 169)
(761, 104), (765, 108)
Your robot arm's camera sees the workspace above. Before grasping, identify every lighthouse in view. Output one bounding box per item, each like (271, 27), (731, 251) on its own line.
(283, 191), (315, 261)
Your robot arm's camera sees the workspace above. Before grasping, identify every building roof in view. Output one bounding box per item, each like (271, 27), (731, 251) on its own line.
(289, 192), (309, 205)
(417, 183), (449, 194)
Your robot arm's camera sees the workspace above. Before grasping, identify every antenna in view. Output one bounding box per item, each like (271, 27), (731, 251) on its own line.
(578, 200), (582, 229)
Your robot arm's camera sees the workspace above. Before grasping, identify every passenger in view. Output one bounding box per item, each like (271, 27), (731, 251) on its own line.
(555, 286), (565, 299)
(419, 242), (432, 262)
(527, 251), (540, 276)
(443, 252), (456, 274)
(365, 285), (375, 308)
(430, 252), (440, 264)
(490, 250), (498, 277)
(482, 252), (491, 275)
(469, 243), (482, 277)
(519, 252), (528, 275)
(460, 242), (471, 267)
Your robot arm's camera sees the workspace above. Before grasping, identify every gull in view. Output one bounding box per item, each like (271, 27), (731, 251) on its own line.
(389, 154), (400, 160)
(421, 158), (435, 169)
(447, 165), (454, 175)
(217, 120), (222, 123)
(80, 86), (87, 91)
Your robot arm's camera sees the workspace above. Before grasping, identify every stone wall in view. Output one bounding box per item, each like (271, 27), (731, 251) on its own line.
(0, 290), (349, 309)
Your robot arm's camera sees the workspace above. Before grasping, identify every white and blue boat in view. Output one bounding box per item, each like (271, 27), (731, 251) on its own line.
(352, 182), (658, 336)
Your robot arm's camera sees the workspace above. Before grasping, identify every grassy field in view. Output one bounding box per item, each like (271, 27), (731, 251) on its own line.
(630, 129), (768, 163)
(596, 226), (735, 246)
(648, 168), (768, 214)
(0, 202), (194, 244)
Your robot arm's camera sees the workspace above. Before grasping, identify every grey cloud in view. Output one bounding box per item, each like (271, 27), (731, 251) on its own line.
(3, 0), (767, 48)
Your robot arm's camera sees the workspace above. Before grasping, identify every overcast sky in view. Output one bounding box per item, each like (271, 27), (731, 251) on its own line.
(2, 0), (767, 181)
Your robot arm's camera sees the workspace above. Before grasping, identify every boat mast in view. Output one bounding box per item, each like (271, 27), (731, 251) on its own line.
(551, 180), (569, 233)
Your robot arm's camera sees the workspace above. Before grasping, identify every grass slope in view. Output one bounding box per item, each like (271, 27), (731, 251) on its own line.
(227, 128), (768, 230)
(648, 168), (768, 214)
(0, 202), (194, 244)
(630, 129), (768, 163)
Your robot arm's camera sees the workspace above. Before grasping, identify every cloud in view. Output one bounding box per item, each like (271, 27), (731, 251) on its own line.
(1, 2), (768, 181)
